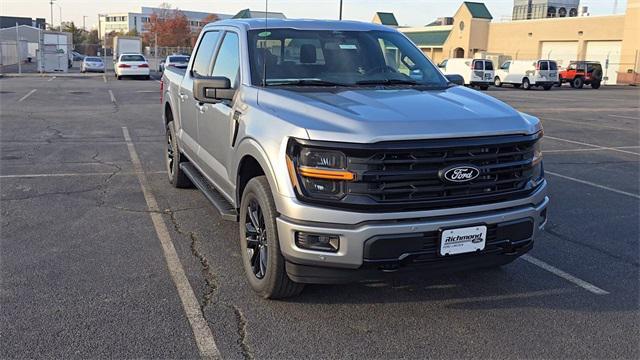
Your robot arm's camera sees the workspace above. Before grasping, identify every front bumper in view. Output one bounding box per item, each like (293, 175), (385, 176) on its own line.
(276, 184), (548, 284)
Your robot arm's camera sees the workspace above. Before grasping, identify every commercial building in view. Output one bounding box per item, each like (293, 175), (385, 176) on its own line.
(0, 16), (46, 29)
(398, 1), (640, 84)
(98, 7), (233, 40)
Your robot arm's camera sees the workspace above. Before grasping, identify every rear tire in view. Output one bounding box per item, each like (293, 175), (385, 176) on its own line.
(522, 78), (531, 90)
(239, 176), (304, 299)
(494, 77), (502, 87)
(479, 85), (489, 91)
(591, 81), (601, 89)
(572, 77), (584, 89)
(543, 85), (552, 91)
(165, 121), (192, 188)
(512, 84), (521, 89)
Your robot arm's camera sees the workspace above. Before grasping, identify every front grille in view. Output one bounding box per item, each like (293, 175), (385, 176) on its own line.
(292, 133), (542, 211)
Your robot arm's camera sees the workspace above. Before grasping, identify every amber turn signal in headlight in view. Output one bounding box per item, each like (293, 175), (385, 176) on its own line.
(297, 166), (355, 181)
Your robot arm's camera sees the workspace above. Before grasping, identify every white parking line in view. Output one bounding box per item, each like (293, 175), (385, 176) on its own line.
(544, 135), (640, 156)
(521, 255), (609, 295)
(609, 114), (640, 121)
(108, 89), (116, 103)
(121, 127), (221, 359)
(546, 171), (640, 199)
(47, 76), (56, 82)
(103, 74), (107, 83)
(18, 89), (37, 102)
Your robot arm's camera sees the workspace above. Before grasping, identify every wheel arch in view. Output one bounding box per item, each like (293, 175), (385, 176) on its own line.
(233, 139), (282, 210)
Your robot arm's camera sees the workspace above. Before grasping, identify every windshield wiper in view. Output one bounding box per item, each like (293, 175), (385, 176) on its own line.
(355, 78), (418, 86)
(266, 79), (348, 87)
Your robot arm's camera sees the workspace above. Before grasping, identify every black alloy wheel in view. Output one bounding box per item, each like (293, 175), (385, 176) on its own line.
(245, 199), (268, 279)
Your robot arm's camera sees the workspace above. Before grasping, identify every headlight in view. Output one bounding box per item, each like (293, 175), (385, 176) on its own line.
(286, 144), (355, 200)
(531, 141), (544, 186)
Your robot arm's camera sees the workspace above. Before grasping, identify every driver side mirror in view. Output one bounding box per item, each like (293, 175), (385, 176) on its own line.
(445, 74), (465, 86)
(193, 75), (235, 103)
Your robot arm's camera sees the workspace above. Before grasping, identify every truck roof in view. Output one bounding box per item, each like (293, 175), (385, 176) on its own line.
(204, 18), (394, 32)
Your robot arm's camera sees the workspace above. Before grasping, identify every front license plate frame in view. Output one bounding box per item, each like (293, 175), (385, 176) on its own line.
(440, 225), (487, 256)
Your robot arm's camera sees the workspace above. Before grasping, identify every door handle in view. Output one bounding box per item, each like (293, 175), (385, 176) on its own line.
(179, 93), (187, 101)
(197, 104), (206, 114)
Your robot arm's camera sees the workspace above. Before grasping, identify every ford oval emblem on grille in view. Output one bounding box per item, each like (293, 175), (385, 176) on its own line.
(440, 165), (480, 183)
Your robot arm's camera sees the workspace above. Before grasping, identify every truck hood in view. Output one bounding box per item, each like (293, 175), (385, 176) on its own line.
(257, 85), (541, 143)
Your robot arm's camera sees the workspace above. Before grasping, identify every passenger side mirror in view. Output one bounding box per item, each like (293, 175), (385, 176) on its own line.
(193, 75), (235, 103)
(445, 74), (465, 86)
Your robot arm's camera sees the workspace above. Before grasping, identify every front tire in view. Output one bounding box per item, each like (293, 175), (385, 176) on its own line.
(522, 78), (531, 90)
(165, 121), (192, 188)
(494, 77), (502, 87)
(239, 176), (304, 299)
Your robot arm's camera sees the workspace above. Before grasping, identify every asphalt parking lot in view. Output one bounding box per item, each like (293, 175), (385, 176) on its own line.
(1, 74), (638, 359)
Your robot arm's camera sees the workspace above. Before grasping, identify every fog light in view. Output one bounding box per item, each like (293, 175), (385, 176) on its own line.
(295, 232), (339, 252)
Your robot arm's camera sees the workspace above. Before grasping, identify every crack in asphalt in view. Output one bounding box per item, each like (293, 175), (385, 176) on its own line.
(231, 304), (254, 360)
(165, 207), (255, 359)
(167, 210), (219, 310)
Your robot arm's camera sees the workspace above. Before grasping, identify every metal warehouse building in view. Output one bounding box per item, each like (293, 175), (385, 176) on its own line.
(394, 1), (640, 85)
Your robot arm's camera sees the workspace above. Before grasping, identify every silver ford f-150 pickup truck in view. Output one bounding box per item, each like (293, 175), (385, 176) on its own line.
(161, 19), (548, 299)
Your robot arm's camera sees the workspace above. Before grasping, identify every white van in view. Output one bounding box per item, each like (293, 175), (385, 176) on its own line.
(494, 60), (558, 90)
(440, 58), (494, 90)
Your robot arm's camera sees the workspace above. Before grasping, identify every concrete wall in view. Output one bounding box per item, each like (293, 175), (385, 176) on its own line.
(618, 0), (640, 83)
(486, 15), (625, 61)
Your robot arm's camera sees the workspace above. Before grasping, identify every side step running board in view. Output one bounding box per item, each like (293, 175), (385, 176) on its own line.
(180, 162), (238, 221)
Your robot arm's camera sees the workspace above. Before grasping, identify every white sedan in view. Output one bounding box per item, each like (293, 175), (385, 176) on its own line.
(115, 54), (150, 80)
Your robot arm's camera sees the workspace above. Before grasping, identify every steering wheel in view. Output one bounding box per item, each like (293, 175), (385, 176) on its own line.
(364, 65), (398, 75)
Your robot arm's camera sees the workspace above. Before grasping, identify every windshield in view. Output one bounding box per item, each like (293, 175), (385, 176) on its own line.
(247, 29), (448, 88)
(121, 55), (145, 62)
(169, 56), (189, 63)
(85, 57), (102, 62)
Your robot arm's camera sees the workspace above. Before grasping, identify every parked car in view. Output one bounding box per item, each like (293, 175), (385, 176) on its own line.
(494, 60), (558, 90)
(80, 56), (105, 73)
(115, 53), (150, 80)
(71, 51), (86, 61)
(159, 55), (190, 72)
(559, 61), (603, 89)
(162, 19), (548, 299)
(440, 58), (494, 90)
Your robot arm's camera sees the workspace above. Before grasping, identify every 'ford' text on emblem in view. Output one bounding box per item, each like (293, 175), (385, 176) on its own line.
(440, 165), (480, 183)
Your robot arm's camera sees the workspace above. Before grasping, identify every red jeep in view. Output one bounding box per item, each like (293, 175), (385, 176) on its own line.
(559, 61), (603, 89)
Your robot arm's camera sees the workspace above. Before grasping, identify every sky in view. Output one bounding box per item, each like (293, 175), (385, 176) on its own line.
(0, 0), (628, 30)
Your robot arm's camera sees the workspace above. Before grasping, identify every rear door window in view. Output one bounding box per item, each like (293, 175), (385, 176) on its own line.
(484, 61), (493, 70)
(549, 61), (558, 70)
(192, 31), (220, 76)
(473, 61), (483, 70)
(539, 61), (549, 70)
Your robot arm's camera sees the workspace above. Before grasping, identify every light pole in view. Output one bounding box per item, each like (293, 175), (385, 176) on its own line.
(339, 0), (343, 20)
(83, 16), (88, 30)
(49, 0), (55, 30)
(55, 3), (62, 29)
